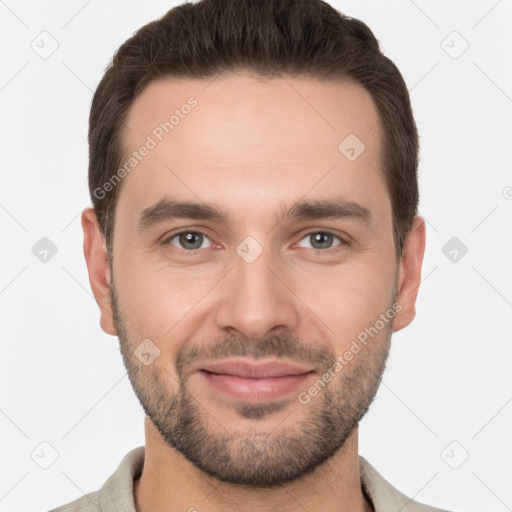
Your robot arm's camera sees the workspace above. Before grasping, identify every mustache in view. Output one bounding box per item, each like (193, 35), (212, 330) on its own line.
(175, 334), (336, 376)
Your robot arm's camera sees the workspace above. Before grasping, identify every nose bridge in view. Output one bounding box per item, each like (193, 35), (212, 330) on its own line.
(214, 238), (300, 339)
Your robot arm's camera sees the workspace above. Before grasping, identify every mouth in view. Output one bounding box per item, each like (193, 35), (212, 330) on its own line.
(197, 359), (315, 403)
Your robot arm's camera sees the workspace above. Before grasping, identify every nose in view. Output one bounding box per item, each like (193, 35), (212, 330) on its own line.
(214, 243), (300, 341)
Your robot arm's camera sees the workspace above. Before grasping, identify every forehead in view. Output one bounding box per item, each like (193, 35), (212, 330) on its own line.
(116, 72), (388, 227)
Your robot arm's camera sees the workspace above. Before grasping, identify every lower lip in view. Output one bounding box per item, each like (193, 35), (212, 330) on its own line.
(200, 371), (314, 402)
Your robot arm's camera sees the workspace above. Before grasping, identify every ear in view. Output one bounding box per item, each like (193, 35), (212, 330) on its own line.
(81, 208), (117, 336)
(393, 215), (426, 332)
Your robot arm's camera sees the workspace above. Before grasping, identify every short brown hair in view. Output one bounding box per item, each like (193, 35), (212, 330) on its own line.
(89, 0), (419, 259)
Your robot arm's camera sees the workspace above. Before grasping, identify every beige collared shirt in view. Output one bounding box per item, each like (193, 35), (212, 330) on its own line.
(49, 446), (453, 512)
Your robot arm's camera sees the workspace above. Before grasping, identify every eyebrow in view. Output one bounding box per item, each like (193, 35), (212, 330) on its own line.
(137, 197), (371, 230)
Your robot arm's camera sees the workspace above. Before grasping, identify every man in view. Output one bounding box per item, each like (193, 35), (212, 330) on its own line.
(51, 0), (453, 510)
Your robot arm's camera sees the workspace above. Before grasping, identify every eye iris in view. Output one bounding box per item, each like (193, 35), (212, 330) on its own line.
(179, 232), (203, 250)
(311, 232), (332, 249)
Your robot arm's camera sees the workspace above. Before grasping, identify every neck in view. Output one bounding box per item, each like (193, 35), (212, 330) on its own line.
(134, 417), (373, 512)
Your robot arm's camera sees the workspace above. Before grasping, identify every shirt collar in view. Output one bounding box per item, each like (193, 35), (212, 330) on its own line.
(99, 446), (439, 512)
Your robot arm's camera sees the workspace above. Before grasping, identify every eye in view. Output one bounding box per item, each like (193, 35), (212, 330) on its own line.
(166, 231), (213, 251)
(297, 231), (345, 250)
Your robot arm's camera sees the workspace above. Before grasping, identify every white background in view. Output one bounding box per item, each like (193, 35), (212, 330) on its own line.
(1, 1), (511, 511)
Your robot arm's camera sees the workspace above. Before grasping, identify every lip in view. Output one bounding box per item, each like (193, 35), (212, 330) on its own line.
(200, 359), (314, 378)
(197, 359), (315, 403)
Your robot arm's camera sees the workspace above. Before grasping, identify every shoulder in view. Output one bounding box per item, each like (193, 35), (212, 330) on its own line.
(48, 490), (101, 512)
(358, 455), (454, 512)
(47, 446), (145, 512)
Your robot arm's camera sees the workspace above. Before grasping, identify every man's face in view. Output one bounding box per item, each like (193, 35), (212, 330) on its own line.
(92, 72), (414, 487)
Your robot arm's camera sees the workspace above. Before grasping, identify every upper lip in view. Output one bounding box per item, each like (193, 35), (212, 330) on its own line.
(199, 359), (314, 378)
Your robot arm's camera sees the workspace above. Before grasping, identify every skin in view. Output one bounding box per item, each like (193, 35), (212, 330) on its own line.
(82, 71), (425, 512)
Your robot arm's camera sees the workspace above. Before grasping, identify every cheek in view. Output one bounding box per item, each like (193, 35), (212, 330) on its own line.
(115, 262), (216, 341)
(294, 260), (395, 341)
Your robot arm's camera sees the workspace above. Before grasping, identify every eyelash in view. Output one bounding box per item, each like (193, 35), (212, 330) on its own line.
(162, 229), (349, 254)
